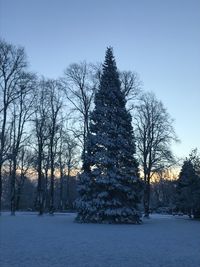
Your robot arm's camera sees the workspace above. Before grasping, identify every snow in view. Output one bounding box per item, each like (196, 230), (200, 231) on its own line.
(0, 213), (200, 267)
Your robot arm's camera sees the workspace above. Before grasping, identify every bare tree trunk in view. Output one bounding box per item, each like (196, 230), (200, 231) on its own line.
(66, 168), (70, 209)
(143, 179), (150, 217)
(10, 158), (17, 215)
(58, 127), (64, 211)
(37, 178), (44, 215)
(49, 123), (56, 214)
(16, 173), (26, 211)
(16, 186), (21, 211)
(43, 154), (49, 211)
(0, 159), (4, 215)
(37, 145), (44, 215)
(59, 159), (64, 211)
(49, 152), (55, 214)
(44, 169), (48, 211)
(0, 165), (2, 214)
(0, 106), (8, 214)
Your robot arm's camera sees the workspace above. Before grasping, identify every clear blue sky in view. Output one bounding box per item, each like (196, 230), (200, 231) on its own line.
(0, 0), (200, 159)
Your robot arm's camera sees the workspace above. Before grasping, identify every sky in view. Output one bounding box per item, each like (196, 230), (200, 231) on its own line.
(0, 0), (200, 159)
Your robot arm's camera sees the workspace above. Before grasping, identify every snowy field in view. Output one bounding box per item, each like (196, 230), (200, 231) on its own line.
(0, 212), (200, 267)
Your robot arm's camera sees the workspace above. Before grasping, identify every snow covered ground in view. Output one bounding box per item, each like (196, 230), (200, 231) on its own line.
(0, 212), (200, 267)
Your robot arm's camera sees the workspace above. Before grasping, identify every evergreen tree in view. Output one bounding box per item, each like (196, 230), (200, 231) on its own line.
(76, 47), (142, 224)
(176, 152), (200, 218)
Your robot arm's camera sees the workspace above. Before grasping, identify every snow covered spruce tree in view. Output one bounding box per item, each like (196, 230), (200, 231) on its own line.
(76, 47), (142, 224)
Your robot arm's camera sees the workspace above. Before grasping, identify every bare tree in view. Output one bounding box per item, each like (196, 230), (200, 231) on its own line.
(57, 124), (79, 210)
(15, 146), (34, 210)
(33, 79), (50, 215)
(8, 72), (36, 215)
(0, 40), (27, 213)
(119, 70), (142, 110)
(62, 62), (97, 169)
(43, 143), (50, 211)
(47, 80), (62, 214)
(134, 92), (178, 217)
(57, 125), (65, 211)
(65, 134), (78, 208)
(33, 79), (63, 214)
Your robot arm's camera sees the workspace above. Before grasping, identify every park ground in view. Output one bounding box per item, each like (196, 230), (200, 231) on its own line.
(0, 212), (200, 267)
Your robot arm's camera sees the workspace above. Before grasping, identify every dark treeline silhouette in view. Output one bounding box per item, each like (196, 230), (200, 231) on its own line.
(0, 39), (200, 219)
(2, 172), (78, 211)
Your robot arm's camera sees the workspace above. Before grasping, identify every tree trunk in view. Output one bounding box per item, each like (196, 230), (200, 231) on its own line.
(0, 165), (2, 214)
(44, 168), (48, 211)
(10, 158), (17, 215)
(16, 188), (21, 211)
(59, 167), (63, 211)
(49, 142), (55, 214)
(49, 166), (54, 214)
(43, 155), (49, 211)
(16, 173), (25, 211)
(66, 164), (71, 209)
(37, 174), (44, 216)
(37, 145), (44, 215)
(0, 106), (7, 215)
(144, 179), (151, 218)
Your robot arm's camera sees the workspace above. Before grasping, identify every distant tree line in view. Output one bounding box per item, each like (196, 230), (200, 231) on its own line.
(1, 39), (199, 219)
